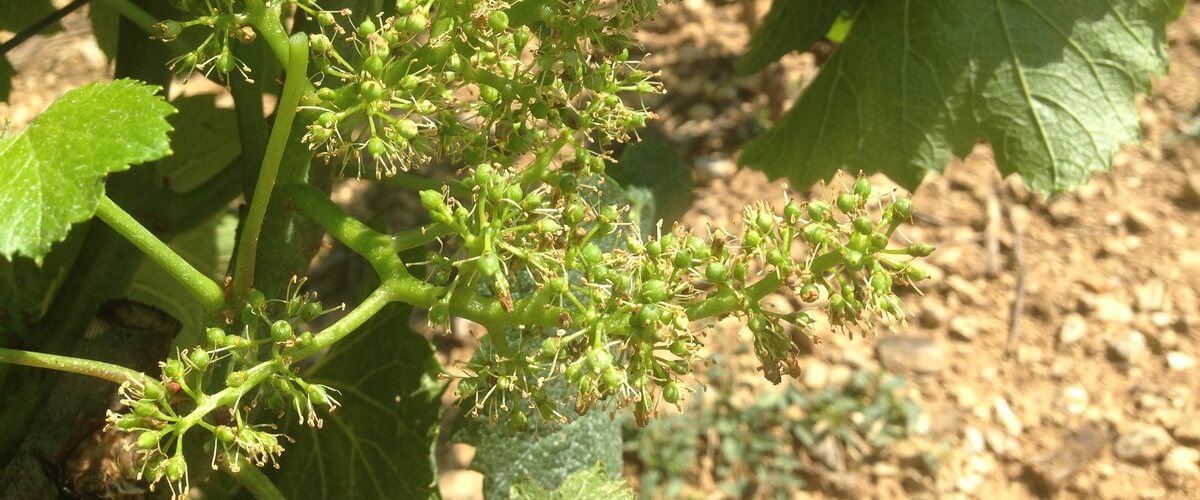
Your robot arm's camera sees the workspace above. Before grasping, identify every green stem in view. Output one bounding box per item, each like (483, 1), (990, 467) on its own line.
(224, 459), (286, 500)
(0, 347), (149, 386)
(685, 273), (783, 321)
(231, 33), (309, 305)
(244, 0), (298, 71)
(393, 224), (456, 252)
(290, 284), (396, 359)
(281, 183), (405, 276)
(95, 195), (225, 312)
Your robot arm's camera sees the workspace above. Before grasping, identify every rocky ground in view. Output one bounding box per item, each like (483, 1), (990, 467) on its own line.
(5, 1), (1200, 499)
(617, 1), (1200, 498)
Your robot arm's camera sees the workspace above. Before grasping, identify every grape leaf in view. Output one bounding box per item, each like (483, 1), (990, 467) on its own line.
(88, 0), (121, 62)
(0, 0), (60, 34)
(740, 0), (1183, 195)
(271, 303), (446, 499)
(736, 0), (864, 75)
(159, 95), (241, 192)
(509, 462), (633, 500)
(0, 55), (12, 102)
(606, 135), (694, 225)
(0, 79), (176, 260)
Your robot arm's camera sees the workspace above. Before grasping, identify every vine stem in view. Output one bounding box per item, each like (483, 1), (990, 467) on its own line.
(95, 195), (225, 312)
(230, 33), (309, 305)
(223, 458), (286, 500)
(0, 347), (149, 386)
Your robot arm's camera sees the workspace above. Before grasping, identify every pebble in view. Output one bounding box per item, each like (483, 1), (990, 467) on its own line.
(1174, 417), (1200, 445)
(1107, 330), (1146, 363)
(875, 336), (945, 375)
(994, 397), (1024, 436)
(1166, 351), (1196, 371)
(1114, 425), (1173, 464)
(694, 155), (737, 183)
(1161, 447), (1200, 487)
(949, 317), (979, 342)
(1135, 281), (1166, 312)
(1061, 386), (1090, 415)
(1084, 295), (1135, 324)
(1058, 314), (1088, 347)
(1124, 207), (1156, 233)
(1027, 424), (1109, 492)
(802, 360), (830, 389)
(918, 302), (949, 329)
(964, 426), (986, 454)
(439, 470), (484, 500)
(1181, 174), (1200, 206)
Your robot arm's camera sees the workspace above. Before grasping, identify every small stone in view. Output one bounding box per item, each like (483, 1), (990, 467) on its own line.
(694, 156), (736, 183)
(945, 276), (981, 305)
(949, 317), (979, 342)
(918, 302), (949, 329)
(1135, 281), (1166, 312)
(1047, 199), (1079, 225)
(964, 426), (986, 454)
(1107, 330), (1146, 363)
(986, 429), (1019, 458)
(875, 336), (945, 375)
(1083, 295), (1134, 324)
(953, 386), (979, 408)
(1180, 174), (1200, 207)
(1114, 425), (1173, 464)
(439, 470), (484, 500)
(1161, 447), (1200, 487)
(1027, 424), (1109, 492)
(1167, 351), (1196, 371)
(994, 397), (1023, 436)
(1124, 207), (1155, 233)
(1058, 314), (1088, 347)
(1061, 386), (1089, 415)
(956, 474), (983, 493)
(802, 360), (830, 389)
(1173, 418), (1200, 445)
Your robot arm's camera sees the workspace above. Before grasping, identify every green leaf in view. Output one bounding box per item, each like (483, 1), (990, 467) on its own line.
(0, 55), (13, 103)
(606, 135), (694, 225)
(272, 303), (446, 499)
(736, 0), (864, 75)
(89, 0), (121, 63)
(0, 79), (176, 259)
(0, 0), (61, 33)
(509, 462), (633, 500)
(159, 95), (241, 192)
(740, 0), (1183, 195)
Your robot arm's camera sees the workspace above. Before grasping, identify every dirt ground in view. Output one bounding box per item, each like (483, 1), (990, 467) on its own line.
(4, 2), (1200, 499)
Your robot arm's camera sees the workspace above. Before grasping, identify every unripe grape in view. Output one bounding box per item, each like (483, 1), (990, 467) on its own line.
(754, 211), (775, 234)
(360, 80), (384, 101)
(215, 425), (236, 443)
(478, 254), (501, 277)
(155, 21), (182, 41)
(662, 382), (682, 404)
(115, 414), (141, 430)
(808, 200), (831, 221)
(836, 193), (859, 213)
(784, 201), (803, 221)
(366, 137), (387, 156)
(396, 0), (415, 14)
(163, 358), (184, 380)
(358, 18), (377, 37)
(165, 455), (186, 482)
(853, 216), (874, 234)
(891, 198), (914, 220)
(582, 244), (602, 265)
(400, 74), (420, 90)
(507, 410), (529, 432)
(669, 340), (689, 357)
(601, 368), (622, 392)
(317, 10), (336, 26)
(404, 13), (427, 34)
(143, 380), (166, 401)
(206, 327), (225, 347)
(489, 10), (509, 31)
(743, 229), (762, 247)
(907, 242), (934, 257)
(133, 399), (157, 417)
(301, 301), (323, 322)
(853, 177), (872, 198)
(137, 431), (159, 450)
(216, 51), (236, 75)
(705, 262), (728, 282)
(189, 349), (210, 370)
(271, 320), (293, 342)
(363, 55), (384, 77)
(640, 280), (669, 302)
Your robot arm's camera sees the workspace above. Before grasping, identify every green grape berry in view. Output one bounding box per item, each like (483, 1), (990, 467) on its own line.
(489, 10), (509, 31)
(853, 177), (872, 198)
(669, 339), (689, 357)
(358, 18), (377, 37)
(808, 200), (831, 221)
(705, 262), (728, 282)
(317, 10), (336, 27)
(364, 55), (385, 77)
(754, 211), (775, 233)
(215, 425), (236, 443)
(367, 137), (387, 156)
(907, 242), (934, 257)
(165, 456), (186, 482)
(206, 327), (225, 347)
(189, 349), (210, 370)
(133, 399), (157, 418)
(640, 280), (669, 302)
(143, 380), (166, 401)
(601, 367), (622, 392)
(853, 216), (874, 234)
(662, 382), (682, 404)
(360, 80), (385, 101)
(271, 320), (294, 342)
(478, 254), (501, 277)
(248, 289), (266, 308)
(301, 301), (323, 322)
(163, 358), (184, 380)
(891, 198), (914, 220)
(582, 244), (602, 265)
(137, 431), (159, 450)
(836, 193), (859, 214)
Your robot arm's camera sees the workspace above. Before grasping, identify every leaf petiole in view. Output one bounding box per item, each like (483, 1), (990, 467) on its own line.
(0, 347), (150, 386)
(95, 195), (225, 312)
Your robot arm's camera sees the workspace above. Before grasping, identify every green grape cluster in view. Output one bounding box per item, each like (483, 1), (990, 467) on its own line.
(419, 163), (930, 428)
(155, 0), (284, 82)
(299, 0), (660, 175)
(105, 280), (338, 496)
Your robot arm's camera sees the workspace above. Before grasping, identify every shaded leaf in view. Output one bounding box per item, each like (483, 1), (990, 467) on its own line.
(159, 95), (241, 192)
(89, 0), (121, 62)
(0, 0), (60, 34)
(736, 0), (864, 75)
(271, 303), (446, 499)
(741, 0), (1183, 195)
(606, 135), (694, 225)
(510, 462), (633, 500)
(0, 79), (176, 259)
(0, 55), (12, 102)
